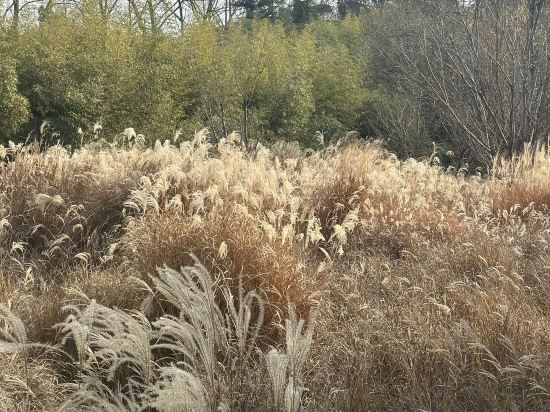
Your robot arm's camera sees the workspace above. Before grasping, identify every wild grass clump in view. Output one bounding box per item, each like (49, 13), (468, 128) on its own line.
(123, 208), (317, 328)
(55, 261), (316, 411)
(0, 141), (148, 274)
(3, 132), (550, 410)
(490, 143), (550, 215)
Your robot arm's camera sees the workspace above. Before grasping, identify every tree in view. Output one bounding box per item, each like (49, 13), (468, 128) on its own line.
(233, 0), (283, 20)
(291, 0), (332, 25)
(11, 14), (191, 144)
(0, 58), (29, 142)
(400, 0), (550, 165)
(307, 18), (367, 137)
(182, 21), (316, 146)
(3, 11), (372, 147)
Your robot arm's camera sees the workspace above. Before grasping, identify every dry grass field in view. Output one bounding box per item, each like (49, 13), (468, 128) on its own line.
(2, 131), (550, 411)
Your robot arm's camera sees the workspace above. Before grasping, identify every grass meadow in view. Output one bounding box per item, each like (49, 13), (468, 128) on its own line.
(2, 132), (550, 411)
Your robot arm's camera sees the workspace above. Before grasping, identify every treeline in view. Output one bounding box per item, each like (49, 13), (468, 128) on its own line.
(2, 0), (550, 165)
(0, 16), (369, 148)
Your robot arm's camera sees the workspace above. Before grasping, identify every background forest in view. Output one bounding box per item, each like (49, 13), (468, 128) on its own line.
(0, 1), (371, 150)
(3, 0), (550, 167)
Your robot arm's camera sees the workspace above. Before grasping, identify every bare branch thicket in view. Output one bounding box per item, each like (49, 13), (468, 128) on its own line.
(400, 0), (550, 165)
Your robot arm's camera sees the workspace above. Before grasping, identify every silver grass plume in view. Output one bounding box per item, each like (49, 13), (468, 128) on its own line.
(266, 305), (317, 412)
(267, 348), (288, 411)
(145, 366), (209, 412)
(0, 303), (27, 354)
(152, 260), (228, 402)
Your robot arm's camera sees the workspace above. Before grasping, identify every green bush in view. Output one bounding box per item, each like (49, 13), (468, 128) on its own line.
(0, 57), (29, 143)
(4, 14), (369, 148)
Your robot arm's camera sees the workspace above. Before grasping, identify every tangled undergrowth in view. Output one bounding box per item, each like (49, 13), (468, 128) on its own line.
(2, 131), (550, 411)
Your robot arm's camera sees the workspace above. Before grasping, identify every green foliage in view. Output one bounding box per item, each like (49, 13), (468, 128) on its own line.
(233, 0), (285, 20)
(0, 57), (29, 143)
(4, 13), (368, 148)
(219, 21), (314, 143)
(307, 18), (367, 138)
(181, 21), (314, 144)
(14, 15), (107, 140)
(149, 19), (365, 146)
(11, 15), (192, 143)
(291, 0), (333, 26)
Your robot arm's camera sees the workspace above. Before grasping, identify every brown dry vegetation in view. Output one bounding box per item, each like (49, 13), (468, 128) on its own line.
(2, 132), (550, 411)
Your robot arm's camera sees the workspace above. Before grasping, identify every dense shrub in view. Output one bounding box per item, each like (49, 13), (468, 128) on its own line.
(0, 58), (29, 143)
(3, 16), (367, 147)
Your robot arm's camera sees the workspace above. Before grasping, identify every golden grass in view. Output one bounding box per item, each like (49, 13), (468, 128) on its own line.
(2, 132), (550, 410)
(123, 209), (317, 328)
